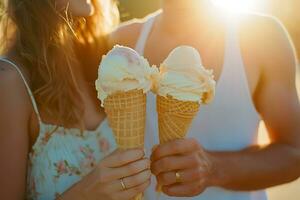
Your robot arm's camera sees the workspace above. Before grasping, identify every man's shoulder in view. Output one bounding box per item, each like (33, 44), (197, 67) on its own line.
(239, 12), (285, 35)
(108, 11), (161, 48)
(237, 12), (293, 63)
(237, 13), (296, 79)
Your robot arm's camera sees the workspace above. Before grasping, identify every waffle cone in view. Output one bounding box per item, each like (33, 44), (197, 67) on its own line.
(104, 89), (146, 200)
(157, 95), (200, 144)
(104, 89), (146, 149)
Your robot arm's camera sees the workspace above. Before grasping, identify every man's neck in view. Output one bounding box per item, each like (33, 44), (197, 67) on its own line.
(159, 0), (218, 33)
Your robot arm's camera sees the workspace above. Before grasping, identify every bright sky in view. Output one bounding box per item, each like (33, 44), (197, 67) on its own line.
(213, 0), (265, 12)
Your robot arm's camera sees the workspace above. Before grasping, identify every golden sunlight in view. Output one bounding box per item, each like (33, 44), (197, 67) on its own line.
(213, 0), (261, 12)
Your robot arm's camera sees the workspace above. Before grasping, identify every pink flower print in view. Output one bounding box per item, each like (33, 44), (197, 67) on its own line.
(79, 145), (97, 174)
(27, 177), (40, 199)
(54, 160), (81, 180)
(79, 146), (85, 154)
(80, 146), (96, 163)
(55, 193), (61, 199)
(80, 146), (95, 159)
(55, 160), (68, 176)
(80, 158), (96, 173)
(99, 137), (110, 153)
(41, 132), (52, 145)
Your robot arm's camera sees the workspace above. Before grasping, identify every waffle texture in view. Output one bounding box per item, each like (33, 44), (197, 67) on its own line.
(104, 89), (146, 149)
(157, 95), (200, 144)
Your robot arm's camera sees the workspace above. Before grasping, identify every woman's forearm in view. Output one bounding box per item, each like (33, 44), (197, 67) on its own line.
(57, 182), (86, 200)
(208, 143), (300, 191)
(57, 175), (92, 200)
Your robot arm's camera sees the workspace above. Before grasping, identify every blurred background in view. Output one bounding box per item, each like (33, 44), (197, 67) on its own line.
(0, 0), (297, 198)
(117, 0), (300, 199)
(117, 0), (300, 59)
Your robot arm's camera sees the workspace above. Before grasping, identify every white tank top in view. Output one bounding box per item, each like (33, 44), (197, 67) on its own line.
(135, 13), (268, 200)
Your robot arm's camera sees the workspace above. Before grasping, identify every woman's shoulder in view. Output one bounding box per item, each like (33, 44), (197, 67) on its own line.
(0, 60), (32, 117)
(108, 11), (161, 48)
(0, 60), (25, 90)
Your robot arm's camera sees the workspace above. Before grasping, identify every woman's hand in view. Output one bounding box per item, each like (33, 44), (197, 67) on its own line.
(61, 148), (151, 200)
(151, 138), (214, 197)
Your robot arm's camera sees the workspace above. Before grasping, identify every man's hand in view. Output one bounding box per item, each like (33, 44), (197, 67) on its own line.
(151, 138), (214, 197)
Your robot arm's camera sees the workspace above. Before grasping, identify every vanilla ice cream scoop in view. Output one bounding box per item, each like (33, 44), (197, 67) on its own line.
(157, 46), (216, 104)
(95, 45), (158, 106)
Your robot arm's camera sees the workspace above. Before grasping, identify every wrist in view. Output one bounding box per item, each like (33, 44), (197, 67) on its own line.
(58, 180), (88, 200)
(206, 152), (227, 187)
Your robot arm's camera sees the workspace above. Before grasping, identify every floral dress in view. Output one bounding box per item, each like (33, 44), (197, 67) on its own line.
(0, 58), (117, 200)
(27, 121), (116, 199)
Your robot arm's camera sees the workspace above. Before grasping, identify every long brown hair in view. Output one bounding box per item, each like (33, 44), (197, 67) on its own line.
(0, 0), (119, 127)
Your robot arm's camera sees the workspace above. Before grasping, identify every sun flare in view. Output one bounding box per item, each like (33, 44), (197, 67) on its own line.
(213, 0), (260, 12)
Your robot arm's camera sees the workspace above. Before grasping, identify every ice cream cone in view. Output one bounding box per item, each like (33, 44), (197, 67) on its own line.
(157, 95), (200, 144)
(104, 89), (146, 200)
(96, 46), (157, 200)
(154, 46), (215, 199)
(104, 89), (146, 149)
(155, 95), (200, 197)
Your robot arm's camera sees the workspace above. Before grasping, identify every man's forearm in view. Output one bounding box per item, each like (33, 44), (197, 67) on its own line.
(208, 143), (300, 191)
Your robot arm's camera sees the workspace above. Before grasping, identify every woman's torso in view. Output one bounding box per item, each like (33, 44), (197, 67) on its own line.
(133, 12), (267, 200)
(0, 57), (117, 200)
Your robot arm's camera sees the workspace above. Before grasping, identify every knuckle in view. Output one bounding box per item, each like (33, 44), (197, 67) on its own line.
(133, 149), (144, 159)
(141, 170), (151, 182)
(129, 160), (147, 174)
(190, 186), (200, 194)
(194, 167), (203, 179)
(195, 181), (205, 193)
(127, 176), (138, 187)
(171, 141), (180, 151)
(161, 186), (170, 195)
(144, 180), (151, 189)
(138, 149), (145, 158)
(160, 158), (170, 170)
(145, 159), (151, 169)
(174, 140), (184, 151)
(98, 173), (108, 183)
(189, 138), (200, 149)
(192, 153), (201, 166)
(135, 174), (143, 183)
(146, 180), (151, 187)
(141, 159), (150, 170)
(117, 154), (126, 164)
(153, 145), (161, 154)
(133, 173), (145, 185)
(136, 180), (149, 193)
(140, 159), (149, 171)
(145, 170), (151, 178)
(96, 167), (106, 183)
(158, 173), (167, 184)
(128, 163), (138, 174)
(133, 185), (143, 193)
(163, 173), (172, 184)
(161, 173), (168, 182)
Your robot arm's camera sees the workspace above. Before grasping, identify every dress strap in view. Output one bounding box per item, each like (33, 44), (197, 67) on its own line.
(0, 57), (42, 124)
(135, 13), (157, 55)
